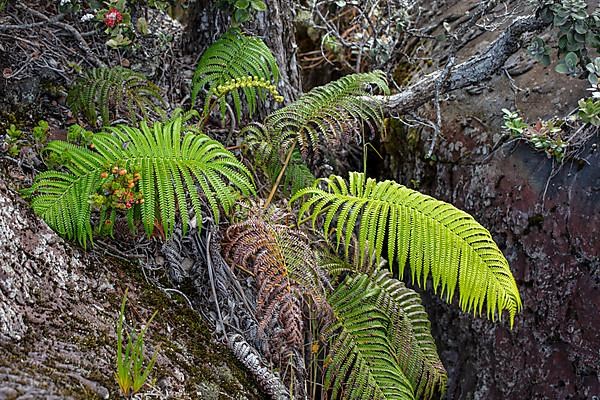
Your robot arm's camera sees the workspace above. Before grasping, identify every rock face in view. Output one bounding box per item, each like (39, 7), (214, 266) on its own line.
(381, 56), (600, 399)
(0, 177), (265, 399)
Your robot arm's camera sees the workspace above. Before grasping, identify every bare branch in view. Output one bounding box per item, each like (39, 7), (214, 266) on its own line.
(372, 14), (550, 115)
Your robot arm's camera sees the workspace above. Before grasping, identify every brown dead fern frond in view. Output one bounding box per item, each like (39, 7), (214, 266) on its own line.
(223, 207), (326, 367)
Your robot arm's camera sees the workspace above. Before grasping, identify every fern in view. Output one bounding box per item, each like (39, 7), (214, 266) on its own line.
(223, 207), (325, 398)
(67, 66), (165, 127)
(292, 172), (522, 326)
(27, 117), (254, 247)
(321, 249), (447, 398)
(243, 71), (389, 161)
(191, 30), (280, 122)
(370, 270), (447, 399)
(325, 273), (415, 400)
(224, 208), (325, 334)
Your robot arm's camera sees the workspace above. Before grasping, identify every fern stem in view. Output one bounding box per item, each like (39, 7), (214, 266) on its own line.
(264, 142), (296, 209)
(199, 94), (222, 130)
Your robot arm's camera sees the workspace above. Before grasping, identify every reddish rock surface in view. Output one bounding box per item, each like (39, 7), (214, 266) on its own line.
(381, 56), (599, 398)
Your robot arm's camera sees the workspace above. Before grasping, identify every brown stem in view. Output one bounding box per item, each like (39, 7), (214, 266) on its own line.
(264, 142), (296, 209)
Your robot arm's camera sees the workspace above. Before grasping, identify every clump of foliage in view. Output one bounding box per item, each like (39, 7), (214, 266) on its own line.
(115, 290), (159, 397)
(502, 109), (569, 161)
(2, 120), (49, 157)
(25, 117), (254, 247)
(26, 27), (523, 400)
(67, 66), (165, 127)
(219, 0), (268, 25)
(532, 0), (600, 73)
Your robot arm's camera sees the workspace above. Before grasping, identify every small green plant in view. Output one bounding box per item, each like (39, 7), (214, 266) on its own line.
(62, 0), (169, 48)
(4, 124), (22, 156)
(219, 0), (267, 25)
(32, 120), (49, 144)
(2, 120), (49, 157)
(555, 51), (581, 76)
(67, 124), (95, 146)
(90, 165), (144, 235)
(115, 289), (159, 397)
(528, 37), (552, 66)
(585, 57), (600, 85)
(502, 109), (528, 136)
(578, 97), (600, 126)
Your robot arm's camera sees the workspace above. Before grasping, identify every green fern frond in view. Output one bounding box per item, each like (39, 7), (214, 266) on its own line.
(191, 30), (280, 122)
(243, 71), (389, 161)
(325, 273), (415, 400)
(292, 172), (522, 326)
(370, 270), (447, 399)
(67, 66), (165, 127)
(321, 249), (447, 397)
(28, 118), (254, 247)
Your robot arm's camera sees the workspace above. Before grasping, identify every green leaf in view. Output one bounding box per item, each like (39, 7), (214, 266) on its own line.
(292, 172), (522, 326)
(250, 0), (267, 11)
(235, 0), (249, 9)
(234, 8), (250, 23)
(555, 63), (570, 74)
